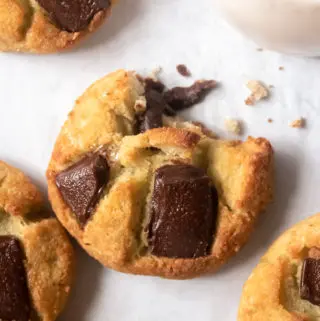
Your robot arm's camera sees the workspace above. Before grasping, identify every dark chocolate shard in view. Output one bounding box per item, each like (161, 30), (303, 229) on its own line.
(56, 154), (109, 228)
(144, 78), (165, 94)
(141, 90), (166, 132)
(300, 258), (320, 306)
(0, 236), (30, 321)
(135, 89), (170, 134)
(176, 64), (191, 77)
(36, 0), (111, 32)
(148, 164), (218, 259)
(164, 80), (217, 112)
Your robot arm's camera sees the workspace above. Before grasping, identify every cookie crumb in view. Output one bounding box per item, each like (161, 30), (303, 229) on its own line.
(257, 48), (263, 52)
(267, 118), (273, 123)
(245, 80), (269, 105)
(279, 66), (284, 71)
(245, 96), (255, 106)
(290, 118), (305, 129)
(309, 247), (320, 259)
(176, 64), (191, 77)
(269, 84), (274, 89)
(134, 97), (147, 112)
(225, 119), (242, 135)
(149, 66), (162, 81)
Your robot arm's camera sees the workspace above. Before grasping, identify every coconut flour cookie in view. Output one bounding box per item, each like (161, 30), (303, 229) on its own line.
(238, 213), (320, 321)
(0, 0), (116, 53)
(47, 69), (274, 279)
(0, 161), (74, 321)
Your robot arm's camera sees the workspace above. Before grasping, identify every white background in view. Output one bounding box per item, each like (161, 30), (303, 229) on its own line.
(1, 0), (320, 320)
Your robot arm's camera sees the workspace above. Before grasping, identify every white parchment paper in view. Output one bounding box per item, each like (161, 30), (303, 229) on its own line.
(1, 0), (320, 320)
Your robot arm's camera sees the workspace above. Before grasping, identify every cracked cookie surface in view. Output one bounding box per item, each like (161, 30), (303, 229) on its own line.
(0, 160), (75, 321)
(238, 214), (320, 321)
(47, 69), (274, 279)
(0, 0), (116, 53)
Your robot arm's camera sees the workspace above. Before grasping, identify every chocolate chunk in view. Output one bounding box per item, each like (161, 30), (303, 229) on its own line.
(176, 64), (191, 77)
(164, 80), (217, 112)
(300, 258), (320, 305)
(56, 154), (109, 227)
(0, 236), (30, 321)
(36, 0), (111, 32)
(148, 164), (218, 258)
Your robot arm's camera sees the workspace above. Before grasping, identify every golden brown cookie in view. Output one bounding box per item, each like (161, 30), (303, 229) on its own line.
(0, 160), (74, 321)
(0, 0), (116, 53)
(238, 213), (320, 321)
(47, 69), (274, 279)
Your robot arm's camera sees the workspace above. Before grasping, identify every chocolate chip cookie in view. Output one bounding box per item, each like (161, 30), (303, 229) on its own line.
(0, 160), (74, 320)
(0, 0), (116, 53)
(47, 69), (274, 279)
(238, 214), (320, 321)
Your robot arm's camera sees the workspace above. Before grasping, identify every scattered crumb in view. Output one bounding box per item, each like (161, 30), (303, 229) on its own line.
(245, 80), (269, 105)
(279, 66), (284, 71)
(245, 96), (255, 106)
(267, 118), (273, 123)
(134, 96), (147, 112)
(225, 119), (242, 135)
(309, 247), (320, 259)
(290, 118), (305, 129)
(176, 64), (191, 77)
(257, 48), (263, 52)
(149, 66), (162, 81)
(269, 84), (274, 89)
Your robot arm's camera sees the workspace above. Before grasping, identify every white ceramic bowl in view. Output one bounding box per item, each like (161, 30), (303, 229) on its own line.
(215, 0), (320, 56)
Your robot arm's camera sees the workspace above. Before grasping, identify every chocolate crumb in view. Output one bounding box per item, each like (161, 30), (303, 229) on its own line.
(176, 64), (191, 77)
(267, 118), (273, 123)
(279, 66), (284, 71)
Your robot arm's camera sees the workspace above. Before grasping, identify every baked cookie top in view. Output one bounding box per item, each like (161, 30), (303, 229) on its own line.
(0, 160), (74, 321)
(0, 0), (116, 53)
(47, 69), (274, 279)
(238, 213), (320, 321)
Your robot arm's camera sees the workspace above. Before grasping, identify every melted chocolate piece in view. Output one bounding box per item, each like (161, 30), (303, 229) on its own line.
(56, 154), (109, 227)
(134, 77), (217, 134)
(0, 236), (30, 321)
(136, 89), (173, 134)
(164, 80), (217, 112)
(144, 78), (165, 93)
(140, 90), (167, 133)
(143, 78), (176, 116)
(36, 0), (111, 32)
(300, 258), (320, 306)
(176, 64), (191, 77)
(148, 164), (218, 258)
